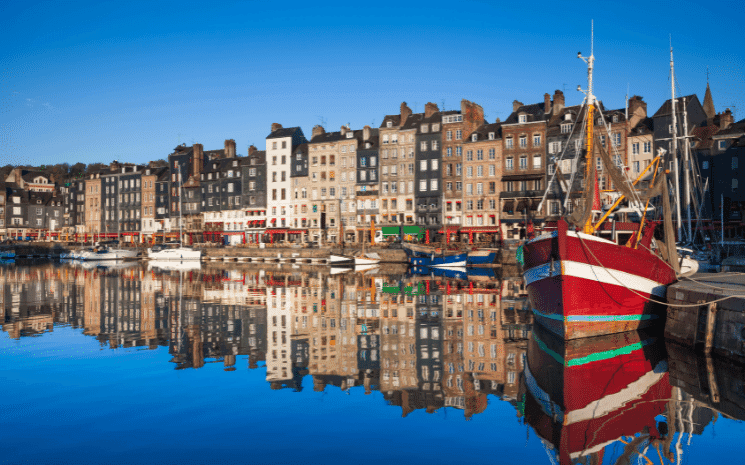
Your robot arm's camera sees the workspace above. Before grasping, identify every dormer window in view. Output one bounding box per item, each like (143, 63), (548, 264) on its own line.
(233, 160), (238, 167)
(564, 113), (572, 121)
(612, 115), (619, 123)
(488, 132), (495, 140)
(472, 133), (478, 142)
(519, 114), (527, 123)
(346, 132), (353, 139)
(421, 124), (428, 133)
(432, 123), (439, 132)
(561, 123), (571, 134)
(387, 121), (393, 128)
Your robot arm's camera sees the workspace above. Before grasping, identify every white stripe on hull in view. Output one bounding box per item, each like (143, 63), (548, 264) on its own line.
(523, 260), (667, 298)
(432, 260), (466, 268)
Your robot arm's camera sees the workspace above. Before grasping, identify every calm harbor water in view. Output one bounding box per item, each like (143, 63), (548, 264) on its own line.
(1, 262), (744, 465)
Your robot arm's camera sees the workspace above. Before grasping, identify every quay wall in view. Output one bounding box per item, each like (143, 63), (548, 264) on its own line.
(666, 275), (745, 362)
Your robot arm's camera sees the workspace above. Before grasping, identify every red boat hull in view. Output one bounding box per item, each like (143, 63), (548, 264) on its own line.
(522, 220), (676, 339)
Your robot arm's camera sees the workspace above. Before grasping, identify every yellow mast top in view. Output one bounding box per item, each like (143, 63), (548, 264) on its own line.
(578, 21), (596, 235)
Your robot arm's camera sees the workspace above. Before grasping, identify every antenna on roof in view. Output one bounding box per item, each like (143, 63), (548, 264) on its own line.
(706, 65), (710, 84)
(441, 99), (446, 111)
(316, 115), (327, 128)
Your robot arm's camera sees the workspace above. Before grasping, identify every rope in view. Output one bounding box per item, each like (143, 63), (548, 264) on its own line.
(576, 234), (745, 307)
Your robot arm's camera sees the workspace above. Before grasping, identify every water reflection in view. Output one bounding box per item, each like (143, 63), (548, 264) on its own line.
(1, 262), (743, 463)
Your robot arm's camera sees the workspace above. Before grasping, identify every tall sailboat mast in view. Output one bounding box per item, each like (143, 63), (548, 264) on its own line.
(670, 41), (683, 240)
(579, 21), (596, 234)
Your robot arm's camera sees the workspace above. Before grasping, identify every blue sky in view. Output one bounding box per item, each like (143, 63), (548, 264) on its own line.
(2, 0), (743, 168)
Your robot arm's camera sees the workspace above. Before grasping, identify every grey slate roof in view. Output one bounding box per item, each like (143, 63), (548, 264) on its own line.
(652, 94), (701, 118)
(267, 127), (302, 139)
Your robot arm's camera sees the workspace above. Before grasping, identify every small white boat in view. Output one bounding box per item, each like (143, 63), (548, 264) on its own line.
(330, 254), (354, 266)
(147, 243), (201, 261)
(79, 247), (135, 261)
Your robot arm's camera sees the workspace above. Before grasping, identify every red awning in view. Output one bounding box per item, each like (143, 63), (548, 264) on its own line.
(459, 227), (500, 233)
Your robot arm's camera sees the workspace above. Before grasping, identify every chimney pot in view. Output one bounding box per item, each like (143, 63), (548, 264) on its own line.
(271, 123), (283, 132)
(400, 102), (412, 127)
(512, 100), (524, 112)
(721, 109), (734, 130)
(544, 93), (551, 114)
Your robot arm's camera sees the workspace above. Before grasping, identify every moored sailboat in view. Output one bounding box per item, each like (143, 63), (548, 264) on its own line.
(522, 27), (695, 339)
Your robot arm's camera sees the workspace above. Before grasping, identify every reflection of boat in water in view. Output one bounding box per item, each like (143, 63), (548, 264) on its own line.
(148, 260), (202, 272)
(403, 243), (467, 267)
(409, 265), (496, 281)
(466, 249), (497, 265)
(523, 325), (671, 465)
(94, 260), (138, 270)
(329, 252), (381, 266)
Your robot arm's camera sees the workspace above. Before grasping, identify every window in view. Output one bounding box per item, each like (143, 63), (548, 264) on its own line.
(613, 133), (621, 147)
(360, 157), (367, 167)
(476, 183), (483, 194)
(644, 141), (652, 153)
(420, 180), (427, 192)
(431, 159), (438, 170)
(488, 148), (495, 160)
(446, 130), (452, 141)
(561, 123), (571, 133)
(506, 138), (513, 149)
(534, 179), (542, 190)
(533, 154), (541, 169)
(456, 163), (462, 176)
(489, 165), (495, 176)
(456, 130), (462, 140)
(519, 156), (527, 169)
(519, 136), (527, 148)
(549, 141), (562, 154)
(733, 179), (738, 190)
(420, 160), (427, 171)
(519, 115), (527, 123)
(420, 141), (428, 151)
(733, 157), (739, 169)
(477, 150), (483, 160)
(466, 150), (473, 161)
(506, 157), (513, 170)
(533, 134), (541, 147)
(720, 140), (727, 150)
(477, 166), (483, 177)
(466, 183), (473, 195)
(430, 179), (438, 190)
(632, 143), (639, 155)
(633, 161), (640, 172)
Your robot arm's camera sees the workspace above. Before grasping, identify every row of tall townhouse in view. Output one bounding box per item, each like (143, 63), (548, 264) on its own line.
(2, 83), (741, 242)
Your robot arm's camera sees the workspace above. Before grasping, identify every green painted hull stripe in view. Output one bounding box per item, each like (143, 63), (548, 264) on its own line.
(531, 307), (658, 322)
(532, 332), (656, 367)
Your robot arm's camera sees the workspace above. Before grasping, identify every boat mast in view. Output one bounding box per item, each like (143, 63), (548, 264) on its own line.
(578, 20), (596, 234)
(670, 41), (683, 240)
(681, 97), (693, 243)
(179, 171), (184, 244)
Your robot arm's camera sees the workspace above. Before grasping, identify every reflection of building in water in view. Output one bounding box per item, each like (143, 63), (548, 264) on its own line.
(380, 281), (418, 397)
(265, 272), (298, 385)
(0, 266), (62, 339)
(2, 264), (540, 420)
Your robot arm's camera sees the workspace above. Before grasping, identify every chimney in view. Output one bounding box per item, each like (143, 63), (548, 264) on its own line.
(224, 139), (236, 158)
(461, 99), (485, 139)
(544, 93), (551, 114)
(271, 123), (283, 132)
(721, 109), (734, 130)
(424, 102), (439, 118)
(512, 100), (524, 112)
(627, 95), (647, 128)
(248, 145), (257, 156)
(363, 125), (371, 142)
(552, 90), (565, 115)
(400, 102), (412, 126)
(312, 124), (325, 139)
(340, 125), (348, 136)
(192, 143), (204, 179)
